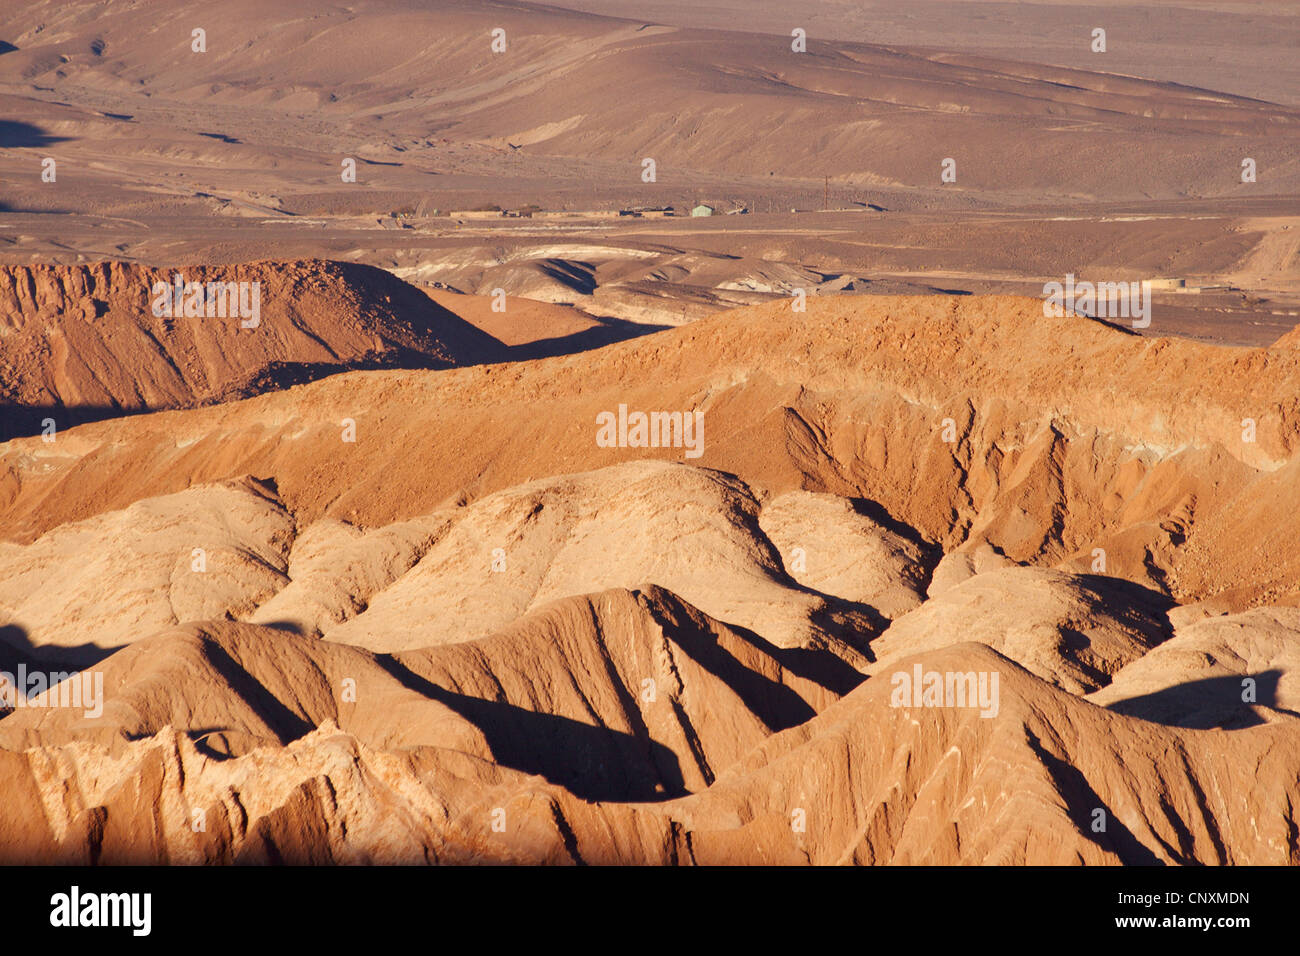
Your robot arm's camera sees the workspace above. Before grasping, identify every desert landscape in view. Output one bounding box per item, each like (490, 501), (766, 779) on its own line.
(1, 0), (1299, 873)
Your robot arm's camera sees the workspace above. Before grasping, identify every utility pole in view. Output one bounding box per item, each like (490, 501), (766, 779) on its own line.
(824, 175), (828, 210)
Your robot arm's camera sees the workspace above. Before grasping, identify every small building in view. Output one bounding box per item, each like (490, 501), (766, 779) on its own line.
(691, 204), (715, 217)
(622, 206), (674, 219)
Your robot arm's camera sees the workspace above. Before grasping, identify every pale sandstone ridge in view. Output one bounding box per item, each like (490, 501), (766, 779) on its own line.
(758, 489), (933, 620)
(291, 461), (887, 659)
(4, 294), (1300, 865)
(0, 476), (293, 660)
(0, 259), (504, 438)
(866, 567), (1172, 695)
(4, 295), (1299, 609)
(0, 586), (843, 771)
(4, 644), (1297, 865)
(0, 464), (900, 664)
(1087, 606), (1300, 729)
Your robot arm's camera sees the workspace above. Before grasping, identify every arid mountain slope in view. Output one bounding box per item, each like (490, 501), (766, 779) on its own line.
(5, 293), (1300, 866)
(1088, 605), (1300, 729)
(624, 643), (1300, 866)
(865, 567), (1172, 695)
(0, 259), (504, 438)
(4, 294), (1299, 611)
(0, 586), (845, 796)
(0, 476), (292, 662)
(2, 0), (1297, 203)
(5, 1), (1300, 872)
(5, 641), (1298, 865)
(0, 463), (910, 665)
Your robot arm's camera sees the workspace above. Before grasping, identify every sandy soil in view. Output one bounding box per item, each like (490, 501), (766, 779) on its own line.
(2, 0), (1300, 867)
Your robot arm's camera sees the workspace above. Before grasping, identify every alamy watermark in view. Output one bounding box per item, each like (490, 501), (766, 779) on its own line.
(890, 664), (999, 718)
(50, 886), (150, 936)
(150, 273), (261, 328)
(1043, 274), (1150, 329)
(595, 403), (704, 459)
(0, 666), (104, 719)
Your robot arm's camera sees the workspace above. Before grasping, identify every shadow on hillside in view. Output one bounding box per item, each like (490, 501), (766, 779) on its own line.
(376, 656), (689, 803)
(1077, 574), (1178, 637)
(0, 259), (687, 442)
(0, 624), (120, 721)
(0, 199), (71, 214)
(631, 596), (832, 728)
(0, 347), (476, 440)
(0, 402), (151, 442)
(0, 120), (70, 148)
(182, 638), (315, 748)
(0, 326), (674, 441)
(1100, 669), (1292, 730)
(696, 614), (867, 698)
(506, 315), (670, 360)
(1025, 727), (1165, 864)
